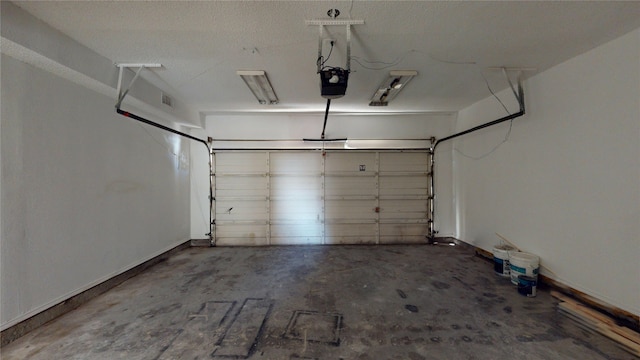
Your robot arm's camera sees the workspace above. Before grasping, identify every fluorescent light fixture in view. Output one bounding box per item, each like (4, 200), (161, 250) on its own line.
(369, 70), (418, 106)
(237, 70), (279, 105)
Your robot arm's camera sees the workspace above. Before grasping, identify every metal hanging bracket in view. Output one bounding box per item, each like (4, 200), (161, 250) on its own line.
(486, 67), (536, 108)
(115, 63), (162, 108)
(306, 19), (363, 73)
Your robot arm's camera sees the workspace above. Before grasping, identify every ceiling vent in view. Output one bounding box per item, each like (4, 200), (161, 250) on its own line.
(161, 92), (173, 108)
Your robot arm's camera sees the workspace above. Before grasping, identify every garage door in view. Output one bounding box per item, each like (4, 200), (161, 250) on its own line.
(213, 151), (429, 245)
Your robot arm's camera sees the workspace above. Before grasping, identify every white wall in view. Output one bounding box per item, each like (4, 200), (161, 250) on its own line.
(1, 2), (194, 329)
(454, 29), (640, 316)
(190, 113), (457, 239)
(0, 54), (191, 330)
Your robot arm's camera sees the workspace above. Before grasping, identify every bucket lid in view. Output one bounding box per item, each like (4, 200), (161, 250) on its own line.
(509, 252), (539, 261)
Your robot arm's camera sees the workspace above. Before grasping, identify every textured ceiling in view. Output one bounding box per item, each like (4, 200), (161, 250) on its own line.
(13, 1), (640, 116)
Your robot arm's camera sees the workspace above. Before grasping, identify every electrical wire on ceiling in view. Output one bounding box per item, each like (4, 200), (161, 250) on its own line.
(453, 68), (517, 160)
(421, 53), (518, 117)
(176, 39), (319, 89)
(453, 122), (513, 160)
(480, 70), (510, 114)
(416, 51), (519, 160)
(351, 49), (418, 70)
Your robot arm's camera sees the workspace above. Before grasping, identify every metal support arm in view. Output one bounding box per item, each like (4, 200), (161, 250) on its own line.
(428, 69), (526, 242)
(113, 63), (215, 245)
(115, 63), (161, 108)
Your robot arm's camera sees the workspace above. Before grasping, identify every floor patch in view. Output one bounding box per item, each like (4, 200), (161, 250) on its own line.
(212, 298), (273, 359)
(157, 301), (236, 359)
(284, 310), (343, 346)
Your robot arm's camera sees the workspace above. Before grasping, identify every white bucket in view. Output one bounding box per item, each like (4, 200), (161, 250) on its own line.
(493, 245), (516, 277)
(509, 252), (540, 285)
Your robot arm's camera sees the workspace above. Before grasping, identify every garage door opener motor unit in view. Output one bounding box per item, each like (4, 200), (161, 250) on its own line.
(307, 18), (363, 99)
(320, 67), (349, 99)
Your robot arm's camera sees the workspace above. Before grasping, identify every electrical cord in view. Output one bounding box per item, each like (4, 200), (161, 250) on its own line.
(317, 41), (335, 70)
(351, 52), (409, 70)
(453, 120), (513, 160)
(480, 70), (510, 114)
(351, 49), (432, 71)
(351, 49), (515, 160)
(351, 58), (399, 71)
(453, 68), (515, 160)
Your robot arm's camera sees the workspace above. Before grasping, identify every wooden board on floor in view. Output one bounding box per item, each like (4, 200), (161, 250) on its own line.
(552, 291), (640, 357)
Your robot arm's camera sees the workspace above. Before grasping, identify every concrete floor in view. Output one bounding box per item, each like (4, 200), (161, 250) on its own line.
(2, 243), (636, 360)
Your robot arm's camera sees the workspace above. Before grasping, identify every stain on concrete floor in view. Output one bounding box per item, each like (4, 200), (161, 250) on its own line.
(1, 244), (636, 360)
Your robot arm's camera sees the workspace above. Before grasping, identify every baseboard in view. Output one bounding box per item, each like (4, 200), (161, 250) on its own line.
(191, 238), (213, 247)
(473, 245), (639, 332)
(0, 239), (191, 347)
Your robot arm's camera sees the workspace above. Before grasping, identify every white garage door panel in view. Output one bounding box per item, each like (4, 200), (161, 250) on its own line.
(377, 152), (428, 244)
(325, 176), (376, 197)
(270, 152), (322, 174)
(216, 223), (268, 236)
(216, 176), (268, 198)
(216, 237), (269, 246)
(325, 152), (376, 173)
(324, 152), (378, 242)
(380, 224), (428, 244)
(269, 152), (323, 244)
(379, 200), (428, 220)
(270, 199), (322, 221)
(216, 200), (268, 221)
(270, 224), (323, 245)
(215, 224), (268, 246)
(216, 152), (268, 174)
(212, 151), (430, 245)
(271, 176), (322, 195)
(325, 200), (377, 221)
(379, 176), (428, 197)
(379, 153), (428, 173)
(325, 224), (378, 245)
(271, 223), (323, 236)
(215, 152), (269, 245)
